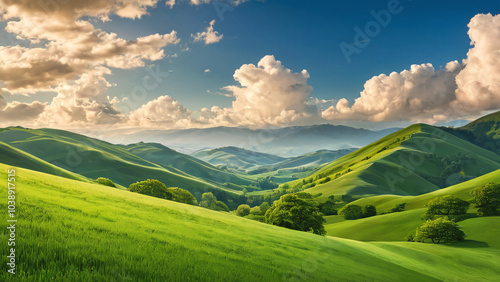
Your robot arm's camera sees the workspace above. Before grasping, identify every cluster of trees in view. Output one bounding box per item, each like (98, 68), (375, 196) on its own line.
(338, 204), (376, 220)
(236, 202), (270, 217)
(95, 177), (116, 188)
(410, 195), (469, 243)
(128, 179), (198, 205)
(249, 176), (279, 190)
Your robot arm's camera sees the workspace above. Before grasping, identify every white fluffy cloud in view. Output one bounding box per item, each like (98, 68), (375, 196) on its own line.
(128, 95), (192, 127)
(192, 19), (223, 45)
(322, 61), (463, 122)
(200, 55), (320, 127)
(323, 13), (500, 123)
(0, 0), (179, 127)
(454, 13), (500, 112)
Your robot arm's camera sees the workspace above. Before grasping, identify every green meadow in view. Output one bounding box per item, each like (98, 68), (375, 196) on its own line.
(1, 164), (499, 281)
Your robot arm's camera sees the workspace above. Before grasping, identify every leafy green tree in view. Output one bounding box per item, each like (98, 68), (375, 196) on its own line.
(128, 180), (197, 205)
(95, 177), (116, 187)
(215, 201), (230, 212)
(471, 183), (500, 216)
(362, 205), (377, 218)
(259, 202), (270, 214)
(424, 195), (470, 220)
(339, 204), (363, 220)
(389, 203), (406, 213)
(250, 206), (262, 215)
(199, 192), (217, 209)
(265, 194), (326, 235)
(413, 217), (465, 244)
(128, 179), (171, 199)
(236, 204), (251, 217)
(319, 201), (337, 216)
(167, 187), (198, 205)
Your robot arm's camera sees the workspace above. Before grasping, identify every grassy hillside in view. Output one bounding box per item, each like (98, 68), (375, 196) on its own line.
(288, 124), (500, 198)
(442, 110), (500, 154)
(191, 146), (286, 171)
(1, 164), (499, 281)
(122, 142), (253, 187)
(324, 170), (500, 242)
(0, 127), (240, 199)
(247, 148), (356, 174)
(0, 141), (86, 182)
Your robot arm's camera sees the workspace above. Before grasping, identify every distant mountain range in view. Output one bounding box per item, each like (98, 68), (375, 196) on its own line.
(101, 124), (401, 156)
(191, 146), (357, 174)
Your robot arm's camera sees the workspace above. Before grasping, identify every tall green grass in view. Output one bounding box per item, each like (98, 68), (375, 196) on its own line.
(1, 164), (499, 281)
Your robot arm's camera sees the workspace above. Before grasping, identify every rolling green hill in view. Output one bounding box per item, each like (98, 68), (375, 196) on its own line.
(0, 127), (241, 199)
(442, 110), (500, 154)
(121, 142), (253, 187)
(1, 164), (499, 281)
(287, 124), (500, 198)
(0, 141), (87, 182)
(191, 146), (286, 171)
(324, 169), (500, 242)
(247, 148), (357, 174)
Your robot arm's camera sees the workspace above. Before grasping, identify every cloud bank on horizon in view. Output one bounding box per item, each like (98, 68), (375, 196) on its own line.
(0, 1), (499, 130)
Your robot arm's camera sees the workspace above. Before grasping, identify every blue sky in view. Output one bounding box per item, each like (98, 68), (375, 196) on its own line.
(97, 0), (499, 111)
(0, 0), (499, 130)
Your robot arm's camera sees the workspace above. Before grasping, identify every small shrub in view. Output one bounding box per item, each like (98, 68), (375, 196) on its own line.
(95, 177), (116, 188)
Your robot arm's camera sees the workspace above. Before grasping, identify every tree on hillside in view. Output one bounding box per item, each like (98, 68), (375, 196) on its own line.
(388, 203), (406, 213)
(128, 179), (171, 199)
(471, 183), (500, 216)
(259, 202), (270, 214)
(339, 205), (363, 220)
(265, 194), (326, 235)
(413, 217), (465, 244)
(362, 205), (377, 218)
(95, 177), (116, 187)
(128, 180), (198, 205)
(167, 187), (198, 206)
(215, 201), (230, 212)
(199, 192), (230, 212)
(250, 206), (261, 215)
(200, 192), (217, 209)
(236, 204), (251, 217)
(424, 195), (470, 220)
(319, 200), (338, 216)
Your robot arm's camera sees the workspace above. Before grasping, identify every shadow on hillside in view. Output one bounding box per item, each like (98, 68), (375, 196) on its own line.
(447, 240), (489, 248)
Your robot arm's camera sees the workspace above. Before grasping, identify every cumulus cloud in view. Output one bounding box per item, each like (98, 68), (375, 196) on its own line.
(322, 61), (463, 122)
(200, 55), (320, 127)
(322, 13), (500, 123)
(0, 0), (179, 127)
(192, 19), (223, 45)
(128, 95), (192, 127)
(454, 13), (500, 112)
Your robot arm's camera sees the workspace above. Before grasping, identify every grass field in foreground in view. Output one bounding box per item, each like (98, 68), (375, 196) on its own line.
(1, 164), (499, 281)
